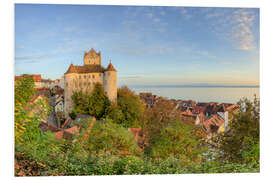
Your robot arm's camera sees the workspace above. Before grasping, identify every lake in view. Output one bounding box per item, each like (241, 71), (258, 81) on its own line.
(130, 87), (260, 104)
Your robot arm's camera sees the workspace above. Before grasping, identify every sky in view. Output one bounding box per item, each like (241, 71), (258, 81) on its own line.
(15, 4), (260, 86)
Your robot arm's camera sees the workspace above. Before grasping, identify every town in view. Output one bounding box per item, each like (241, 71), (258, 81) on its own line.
(14, 48), (259, 176)
(15, 73), (240, 143)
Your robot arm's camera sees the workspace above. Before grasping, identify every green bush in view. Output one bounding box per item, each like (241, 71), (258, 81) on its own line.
(83, 120), (142, 156)
(149, 121), (206, 164)
(71, 83), (111, 119)
(117, 86), (144, 128)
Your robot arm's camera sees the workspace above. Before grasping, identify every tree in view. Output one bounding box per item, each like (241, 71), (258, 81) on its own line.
(104, 103), (125, 125)
(71, 83), (111, 119)
(15, 75), (51, 144)
(117, 86), (144, 128)
(150, 121), (206, 163)
(15, 74), (35, 107)
(75, 118), (142, 156)
(140, 100), (181, 152)
(89, 83), (111, 119)
(214, 96), (260, 165)
(15, 75), (35, 143)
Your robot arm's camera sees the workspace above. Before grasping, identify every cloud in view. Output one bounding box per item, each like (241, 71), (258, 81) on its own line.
(197, 50), (217, 59)
(178, 7), (192, 20)
(203, 8), (259, 51)
(118, 76), (142, 79)
(15, 54), (51, 64)
(118, 47), (173, 55)
(153, 18), (160, 23)
(15, 54), (49, 60)
(15, 46), (24, 50)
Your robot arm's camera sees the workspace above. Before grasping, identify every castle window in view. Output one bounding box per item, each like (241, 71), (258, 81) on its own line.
(79, 75), (81, 79)
(84, 75), (86, 79)
(66, 83), (68, 87)
(99, 74), (101, 77)
(92, 75), (95, 79)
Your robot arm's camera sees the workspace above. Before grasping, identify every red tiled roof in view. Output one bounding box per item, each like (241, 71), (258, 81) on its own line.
(15, 74), (42, 82)
(39, 122), (60, 132)
(105, 62), (117, 72)
(181, 109), (194, 116)
(201, 114), (225, 134)
(54, 126), (79, 140)
(64, 126), (79, 136)
(61, 116), (71, 129)
(65, 64), (105, 74)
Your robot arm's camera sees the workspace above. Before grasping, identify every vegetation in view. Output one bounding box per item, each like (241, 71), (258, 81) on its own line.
(71, 83), (111, 119)
(14, 79), (259, 176)
(213, 96), (260, 168)
(111, 86), (144, 128)
(150, 121), (206, 163)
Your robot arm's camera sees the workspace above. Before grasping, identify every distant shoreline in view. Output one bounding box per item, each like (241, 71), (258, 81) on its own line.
(124, 85), (260, 88)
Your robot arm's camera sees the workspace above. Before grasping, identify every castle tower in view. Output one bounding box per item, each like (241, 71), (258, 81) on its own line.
(104, 61), (117, 103)
(84, 48), (101, 65)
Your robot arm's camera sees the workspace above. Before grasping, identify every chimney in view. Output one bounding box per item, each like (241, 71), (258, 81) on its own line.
(224, 111), (229, 131)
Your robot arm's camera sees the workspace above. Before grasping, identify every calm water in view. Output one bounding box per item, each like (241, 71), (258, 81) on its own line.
(131, 87), (260, 103)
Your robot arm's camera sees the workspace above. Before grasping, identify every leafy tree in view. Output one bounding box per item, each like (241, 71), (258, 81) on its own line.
(15, 75), (35, 143)
(140, 100), (181, 152)
(214, 96), (260, 165)
(71, 83), (111, 119)
(104, 103), (125, 124)
(117, 86), (144, 128)
(89, 83), (111, 118)
(149, 120), (206, 163)
(15, 74), (35, 107)
(15, 75), (52, 144)
(75, 118), (142, 156)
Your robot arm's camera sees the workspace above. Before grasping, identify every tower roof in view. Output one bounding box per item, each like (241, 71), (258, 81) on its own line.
(105, 62), (117, 72)
(84, 48), (100, 57)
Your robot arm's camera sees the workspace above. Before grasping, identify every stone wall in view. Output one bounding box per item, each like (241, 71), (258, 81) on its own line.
(104, 71), (117, 103)
(64, 71), (118, 116)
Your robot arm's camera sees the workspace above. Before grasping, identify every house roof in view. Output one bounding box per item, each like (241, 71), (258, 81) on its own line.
(65, 64), (105, 74)
(54, 126), (79, 140)
(197, 112), (206, 124)
(39, 121), (60, 132)
(201, 113), (225, 134)
(61, 116), (72, 129)
(15, 74), (42, 82)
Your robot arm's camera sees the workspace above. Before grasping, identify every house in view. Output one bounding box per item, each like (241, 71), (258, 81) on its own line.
(55, 94), (64, 113)
(195, 112), (206, 126)
(201, 111), (229, 138)
(55, 100), (64, 113)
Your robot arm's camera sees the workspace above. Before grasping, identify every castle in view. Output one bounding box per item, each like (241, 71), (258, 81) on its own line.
(64, 48), (117, 116)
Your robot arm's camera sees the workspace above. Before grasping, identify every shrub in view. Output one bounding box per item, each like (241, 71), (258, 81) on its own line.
(82, 120), (142, 156)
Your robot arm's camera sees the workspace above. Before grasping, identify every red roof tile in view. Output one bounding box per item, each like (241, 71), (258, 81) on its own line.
(105, 62), (117, 72)
(65, 64), (105, 74)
